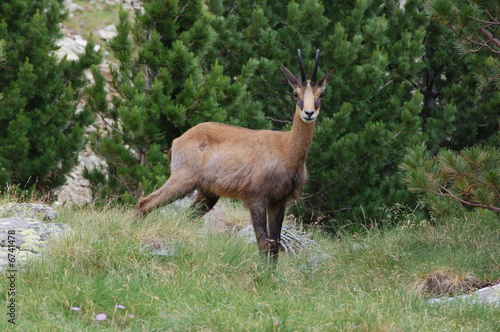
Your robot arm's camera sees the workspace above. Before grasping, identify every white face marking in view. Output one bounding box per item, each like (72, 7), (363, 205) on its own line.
(298, 83), (321, 123)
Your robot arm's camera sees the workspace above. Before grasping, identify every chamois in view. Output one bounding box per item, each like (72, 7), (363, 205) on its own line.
(137, 49), (333, 262)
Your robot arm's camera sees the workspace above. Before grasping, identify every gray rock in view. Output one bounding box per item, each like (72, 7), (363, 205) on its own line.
(53, 36), (101, 62)
(201, 207), (233, 233)
(0, 203), (58, 221)
(428, 284), (500, 307)
(54, 36), (85, 61)
(64, 0), (84, 13)
(237, 225), (255, 244)
(0, 218), (70, 269)
(141, 240), (176, 257)
(96, 24), (118, 40)
(159, 195), (194, 215)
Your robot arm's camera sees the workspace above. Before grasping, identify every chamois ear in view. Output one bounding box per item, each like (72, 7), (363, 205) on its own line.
(281, 66), (300, 88)
(317, 66), (334, 88)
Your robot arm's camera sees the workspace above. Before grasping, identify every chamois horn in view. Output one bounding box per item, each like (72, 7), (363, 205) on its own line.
(297, 49), (307, 84)
(311, 49), (320, 83)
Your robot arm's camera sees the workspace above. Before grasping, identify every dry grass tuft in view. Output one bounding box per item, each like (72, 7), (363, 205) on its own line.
(415, 270), (489, 297)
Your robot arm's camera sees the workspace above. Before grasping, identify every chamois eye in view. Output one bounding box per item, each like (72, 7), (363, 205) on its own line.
(319, 92), (324, 98)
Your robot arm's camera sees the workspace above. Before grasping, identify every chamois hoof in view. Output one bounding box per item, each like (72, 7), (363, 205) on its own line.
(257, 238), (281, 257)
(135, 200), (149, 219)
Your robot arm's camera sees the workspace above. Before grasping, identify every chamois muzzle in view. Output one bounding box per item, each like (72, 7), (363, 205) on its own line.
(304, 110), (315, 120)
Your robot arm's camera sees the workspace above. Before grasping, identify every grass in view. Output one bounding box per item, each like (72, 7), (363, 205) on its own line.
(1, 198), (499, 331)
(62, 0), (123, 45)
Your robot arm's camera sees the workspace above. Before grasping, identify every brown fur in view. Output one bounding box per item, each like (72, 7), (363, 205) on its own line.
(137, 55), (333, 262)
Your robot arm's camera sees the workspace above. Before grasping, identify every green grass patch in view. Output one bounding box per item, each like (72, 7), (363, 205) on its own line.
(1, 200), (499, 331)
(63, 0), (123, 44)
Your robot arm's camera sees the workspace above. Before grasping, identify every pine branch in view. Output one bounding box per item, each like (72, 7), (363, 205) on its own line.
(446, 22), (500, 54)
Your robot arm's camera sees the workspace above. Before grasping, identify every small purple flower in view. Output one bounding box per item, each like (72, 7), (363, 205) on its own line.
(95, 313), (107, 321)
(129, 314), (135, 318)
(70, 307), (81, 311)
(115, 304), (125, 309)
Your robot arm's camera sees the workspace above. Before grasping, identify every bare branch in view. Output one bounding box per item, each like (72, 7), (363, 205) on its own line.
(468, 15), (500, 26)
(485, 71), (500, 81)
(174, 1), (193, 22)
(99, 114), (124, 135)
(446, 22), (500, 54)
(478, 28), (500, 49)
(430, 185), (500, 212)
(382, 125), (405, 148)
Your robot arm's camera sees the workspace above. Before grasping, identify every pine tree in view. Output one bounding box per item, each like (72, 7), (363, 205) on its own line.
(425, 0), (500, 88)
(205, 0), (329, 124)
(85, 1), (268, 203)
(302, 0), (425, 223)
(0, 39), (6, 186)
(0, 0), (101, 194)
(419, 22), (499, 151)
(399, 1), (500, 216)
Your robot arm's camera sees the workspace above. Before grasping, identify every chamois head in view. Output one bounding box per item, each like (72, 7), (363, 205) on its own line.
(281, 49), (334, 124)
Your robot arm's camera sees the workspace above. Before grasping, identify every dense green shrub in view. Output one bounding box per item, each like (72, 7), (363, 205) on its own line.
(0, 0), (101, 194)
(86, 0), (499, 224)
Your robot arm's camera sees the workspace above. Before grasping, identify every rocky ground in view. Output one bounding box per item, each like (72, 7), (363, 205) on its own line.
(52, 0), (141, 206)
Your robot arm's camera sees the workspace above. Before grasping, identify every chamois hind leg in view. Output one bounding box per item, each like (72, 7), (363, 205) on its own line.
(137, 169), (197, 214)
(190, 191), (220, 217)
(267, 200), (287, 259)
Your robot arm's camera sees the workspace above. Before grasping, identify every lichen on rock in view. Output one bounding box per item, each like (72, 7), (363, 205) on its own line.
(0, 203), (59, 222)
(0, 217), (70, 269)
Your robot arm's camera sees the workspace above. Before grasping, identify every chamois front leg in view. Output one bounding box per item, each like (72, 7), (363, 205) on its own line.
(267, 200), (287, 259)
(248, 201), (270, 256)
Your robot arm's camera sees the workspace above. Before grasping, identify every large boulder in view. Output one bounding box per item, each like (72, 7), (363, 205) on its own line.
(0, 203), (59, 221)
(0, 204), (70, 270)
(0, 218), (70, 269)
